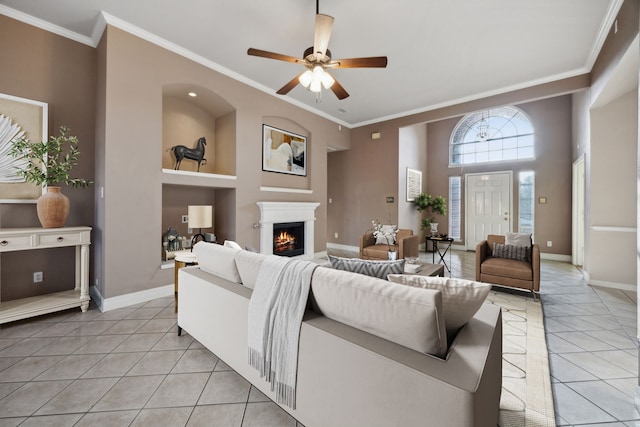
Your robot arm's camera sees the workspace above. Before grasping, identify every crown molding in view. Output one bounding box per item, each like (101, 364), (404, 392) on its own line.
(0, 4), (95, 47)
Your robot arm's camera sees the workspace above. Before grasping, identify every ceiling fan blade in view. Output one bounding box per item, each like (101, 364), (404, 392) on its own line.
(247, 48), (302, 64)
(313, 14), (334, 59)
(329, 56), (388, 68)
(276, 73), (305, 95)
(329, 76), (349, 100)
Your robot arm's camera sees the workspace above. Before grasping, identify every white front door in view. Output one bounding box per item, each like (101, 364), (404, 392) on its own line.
(466, 172), (512, 249)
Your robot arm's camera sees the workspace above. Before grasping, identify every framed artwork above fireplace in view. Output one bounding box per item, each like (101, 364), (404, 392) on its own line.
(262, 124), (307, 176)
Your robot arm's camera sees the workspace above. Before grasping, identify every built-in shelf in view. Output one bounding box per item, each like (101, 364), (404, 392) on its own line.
(161, 169), (237, 188)
(260, 186), (313, 194)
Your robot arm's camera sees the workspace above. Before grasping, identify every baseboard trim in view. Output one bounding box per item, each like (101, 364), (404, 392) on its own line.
(90, 284), (174, 312)
(588, 279), (636, 292)
(326, 243), (359, 253)
(540, 253), (571, 262)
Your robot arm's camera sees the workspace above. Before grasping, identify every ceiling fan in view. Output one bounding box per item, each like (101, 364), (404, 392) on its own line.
(247, 2), (387, 100)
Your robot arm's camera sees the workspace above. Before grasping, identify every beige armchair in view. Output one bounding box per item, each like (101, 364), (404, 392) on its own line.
(359, 229), (419, 260)
(476, 234), (540, 298)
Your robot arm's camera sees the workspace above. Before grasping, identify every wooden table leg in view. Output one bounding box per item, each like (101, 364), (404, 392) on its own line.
(174, 260), (186, 313)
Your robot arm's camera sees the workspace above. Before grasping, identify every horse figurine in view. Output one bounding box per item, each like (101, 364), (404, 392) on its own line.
(171, 137), (207, 171)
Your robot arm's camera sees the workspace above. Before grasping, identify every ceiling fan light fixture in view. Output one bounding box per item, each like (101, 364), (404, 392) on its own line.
(305, 66), (328, 92)
(321, 70), (335, 89)
(309, 78), (322, 93)
(299, 70), (313, 87)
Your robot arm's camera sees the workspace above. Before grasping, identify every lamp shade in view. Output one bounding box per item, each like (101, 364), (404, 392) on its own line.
(188, 205), (212, 228)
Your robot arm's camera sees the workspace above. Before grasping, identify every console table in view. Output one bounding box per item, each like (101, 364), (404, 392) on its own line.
(0, 226), (91, 325)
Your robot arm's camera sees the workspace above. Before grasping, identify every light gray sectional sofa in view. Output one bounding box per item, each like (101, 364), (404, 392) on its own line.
(178, 243), (502, 427)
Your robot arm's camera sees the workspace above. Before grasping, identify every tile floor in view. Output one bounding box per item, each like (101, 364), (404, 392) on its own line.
(0, 249), (637, 426)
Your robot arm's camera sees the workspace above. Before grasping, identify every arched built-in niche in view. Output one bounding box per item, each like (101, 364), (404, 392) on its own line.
(162, 84), (236, 176)
(160, 84), (238, 263)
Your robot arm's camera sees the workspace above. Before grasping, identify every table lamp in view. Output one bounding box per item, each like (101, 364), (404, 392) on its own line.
(188, 205), (212, 251)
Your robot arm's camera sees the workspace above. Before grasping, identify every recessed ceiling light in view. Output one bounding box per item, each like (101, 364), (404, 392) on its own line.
(188, 92), (197, 97)
(337, 107), (349, 114)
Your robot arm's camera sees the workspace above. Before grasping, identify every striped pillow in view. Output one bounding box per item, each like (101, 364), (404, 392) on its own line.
(492, 242), (531, 262)
(328, 256), (405, 280)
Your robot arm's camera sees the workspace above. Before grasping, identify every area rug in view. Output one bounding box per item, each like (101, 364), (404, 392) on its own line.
(487, 290), (556, 426)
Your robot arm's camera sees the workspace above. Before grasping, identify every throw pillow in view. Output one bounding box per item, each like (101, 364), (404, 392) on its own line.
(374, 224), (398, 245)
(505, 232), (532, 248)
(223, 240), (243, 250)
(328, 255), (405, 280)
(493, 242), (531, 262)
(387, 274), (492, 336)
(234, 250), (267, 289)
(193, 241), (242, 283)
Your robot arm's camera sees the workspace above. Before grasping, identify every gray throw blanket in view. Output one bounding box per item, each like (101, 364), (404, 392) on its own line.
(247, 256), (317, 409)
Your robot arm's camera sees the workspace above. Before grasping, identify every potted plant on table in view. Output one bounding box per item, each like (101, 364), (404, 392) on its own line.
(9, 126), (92, 228)
(413, 193), (447, 235)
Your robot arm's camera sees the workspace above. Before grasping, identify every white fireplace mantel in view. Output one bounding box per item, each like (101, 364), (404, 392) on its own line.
(257, 202), (320, 259)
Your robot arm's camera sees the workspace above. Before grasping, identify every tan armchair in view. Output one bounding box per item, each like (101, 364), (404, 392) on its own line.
(476, 234), (540, 298)
(359, 229), (419, 260)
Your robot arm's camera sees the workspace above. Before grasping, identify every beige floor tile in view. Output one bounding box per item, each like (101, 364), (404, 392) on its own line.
(146, 372), (210, 408)
(242, 402), (297, 427)
(187, 404), (245, 427)
(0, 380), (71, 417)
(91, 375), (165, 412)
(35, 377), (118, 415)
(81, 352), (146, 378)
(126, 350), (184, 376)
(198, 371), (251, 405)
(35, 353), (106, 380)
(74, 410), (139, 426)
(172, 349), (219, 373)
(132, 407), (193, 426)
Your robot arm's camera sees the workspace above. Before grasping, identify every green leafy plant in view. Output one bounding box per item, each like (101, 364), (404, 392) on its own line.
(413, 193), (447, 230)
(9, 126), (92, 188)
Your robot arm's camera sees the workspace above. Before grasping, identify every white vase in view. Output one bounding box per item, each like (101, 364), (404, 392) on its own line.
(387, 250), (398, 260)
(430, 222), (439, 234)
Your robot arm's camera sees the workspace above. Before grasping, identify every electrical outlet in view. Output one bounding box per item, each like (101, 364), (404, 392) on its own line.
(334, 232), (338, 238)
(181, 215), (188, 223)
(33, 272), (43, 283)
(546, 241), (552, 247)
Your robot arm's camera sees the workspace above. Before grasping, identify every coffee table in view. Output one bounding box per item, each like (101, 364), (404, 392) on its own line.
(404, 261), (445, 277)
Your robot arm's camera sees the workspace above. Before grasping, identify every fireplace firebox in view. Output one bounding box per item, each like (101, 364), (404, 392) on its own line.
(273, 222), (305, 257)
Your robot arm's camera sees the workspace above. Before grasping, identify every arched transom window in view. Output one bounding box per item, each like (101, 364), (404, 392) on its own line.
(450, 106), (534, 166)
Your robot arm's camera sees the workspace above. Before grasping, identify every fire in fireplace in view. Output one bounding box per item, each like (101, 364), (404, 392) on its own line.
(273, 222), (305, 257)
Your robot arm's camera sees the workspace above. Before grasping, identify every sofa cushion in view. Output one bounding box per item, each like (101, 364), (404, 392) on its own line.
(387, 275), (491, 336)
(311, 266), (448, 357)
(481, 256), (533, 281)
(362, 244), (399, 260)
(193, 242), (242, 284)
(492, 242), (531, 262)
(328, 255), (405, 280)
(234, 250), (268, 289)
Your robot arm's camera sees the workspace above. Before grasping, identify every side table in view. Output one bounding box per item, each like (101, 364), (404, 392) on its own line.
(425, 236), (454, 277)
(174, 250), (198, 313)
